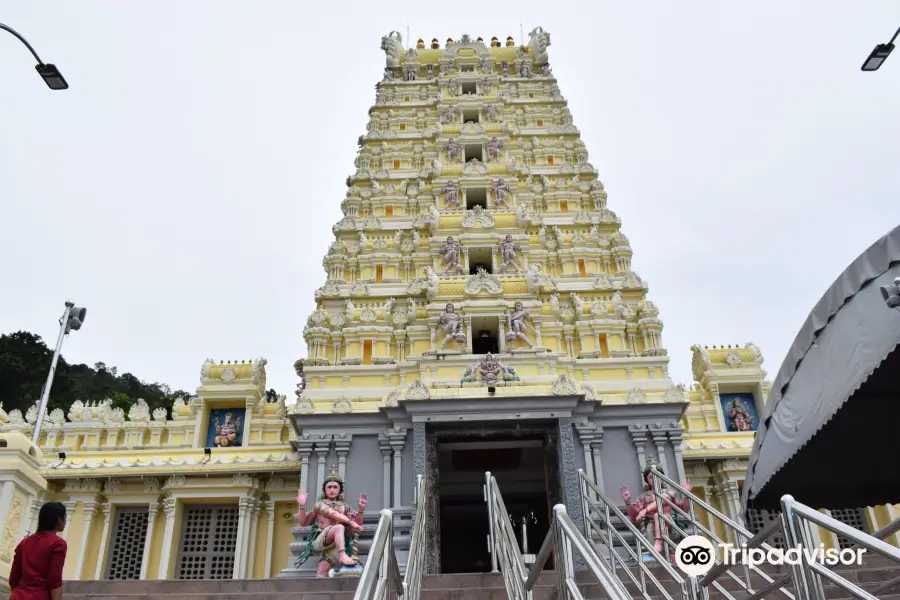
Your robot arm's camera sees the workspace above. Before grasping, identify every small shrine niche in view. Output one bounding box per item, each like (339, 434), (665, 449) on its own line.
(465, 187), (487, 210)
(468, 246), (493, 275)
(472, 316), (500, 355)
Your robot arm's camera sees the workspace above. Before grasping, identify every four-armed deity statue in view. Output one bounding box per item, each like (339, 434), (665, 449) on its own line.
(296, 466), (368, 578)
(442, 180), (460, 209)
(499, 234), (523, 272)
(506, 301), (537, 348)
(212, 412), (242, 447)
(620, 456), (691, 559)
(439, 236), (464, 274)
(432, 302), (466, 350)
(726, 397), (755, 432)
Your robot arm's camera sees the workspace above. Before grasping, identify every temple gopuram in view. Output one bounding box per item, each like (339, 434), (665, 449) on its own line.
(0, 28), (896, 587)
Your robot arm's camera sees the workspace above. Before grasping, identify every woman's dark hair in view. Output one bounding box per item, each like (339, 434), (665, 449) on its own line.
(37, 502), (66, 532)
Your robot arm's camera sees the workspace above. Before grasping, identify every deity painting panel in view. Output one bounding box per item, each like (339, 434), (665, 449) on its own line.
(206, 408), (246, 447)
(720, 393), (759, 433)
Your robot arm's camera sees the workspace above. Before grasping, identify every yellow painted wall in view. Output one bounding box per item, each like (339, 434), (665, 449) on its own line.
(62, 503), (85, 580)
(145, 511), (165, 579)
(82, 513), (104, 579)
(270, 502), (295, 578)
(251, 510), (268, 579)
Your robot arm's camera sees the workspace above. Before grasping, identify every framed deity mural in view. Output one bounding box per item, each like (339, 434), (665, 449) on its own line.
(206, 408), (245, 448)
(720, 393), (759, 433)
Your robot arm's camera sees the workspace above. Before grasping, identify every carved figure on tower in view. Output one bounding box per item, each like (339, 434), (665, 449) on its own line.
(483, 104), (501, 123)
(492, 178), (512, 208)
(447, 79), (459, 96)
(485, 137), (503, 163)
(443, 137), (463, 163)
(442, 180), (460, 209)
(501, 61), (509, 77)
(440, 105), (459, 124)
(433, 302), (466, 350)
(506, 301), (536, 348)
(296, 466), (368, 577)
(620, 456), (691, 557)
(499, 234), (522, 272)
(440, 236), (464, 274)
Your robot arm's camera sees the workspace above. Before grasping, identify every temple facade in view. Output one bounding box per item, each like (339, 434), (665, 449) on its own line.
(0, 28), (895, 585)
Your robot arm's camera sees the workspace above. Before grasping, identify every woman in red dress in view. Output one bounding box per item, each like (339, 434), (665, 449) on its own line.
(9, 502), (67, 600)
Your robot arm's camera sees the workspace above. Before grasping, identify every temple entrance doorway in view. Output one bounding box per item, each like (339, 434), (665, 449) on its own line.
(434, 424), (557, 574)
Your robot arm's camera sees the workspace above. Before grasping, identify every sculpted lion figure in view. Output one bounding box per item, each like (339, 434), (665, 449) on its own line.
(381, 31), (403, 68)
(528, 27), (551, 65)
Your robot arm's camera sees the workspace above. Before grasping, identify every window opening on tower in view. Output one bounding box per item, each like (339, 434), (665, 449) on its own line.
(464, 144), (483, 163)
(466, 187), (487, 210)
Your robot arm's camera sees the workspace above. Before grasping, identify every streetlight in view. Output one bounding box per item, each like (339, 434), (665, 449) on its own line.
(0, 22), (68, 89)
(31, 301), (87, 445)
(862, 25), (900, 72)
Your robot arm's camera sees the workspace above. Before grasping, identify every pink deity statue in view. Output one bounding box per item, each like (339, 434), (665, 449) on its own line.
(620, 457), (691, 557)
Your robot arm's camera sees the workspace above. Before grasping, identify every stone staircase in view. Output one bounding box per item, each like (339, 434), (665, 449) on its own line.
(6, 555), (897, 600)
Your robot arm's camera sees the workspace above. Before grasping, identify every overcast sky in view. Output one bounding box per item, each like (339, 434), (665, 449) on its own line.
(2, 1), (899, 402)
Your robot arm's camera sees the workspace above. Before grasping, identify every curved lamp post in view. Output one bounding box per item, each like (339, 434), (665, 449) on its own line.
(862, 25), (900, 72)
(0, 22), (68, 89)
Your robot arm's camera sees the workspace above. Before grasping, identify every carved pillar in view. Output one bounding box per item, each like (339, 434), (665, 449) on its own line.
(313, 436), (332, 493)
(557, 418), (586, 567)
(667, 423), (688, 484)
(649, 425), (670, 475)
(590, 428), (605, 492)
(245, 497), (261, 578)
(465, 317), (473, 353)
(60, 501), (77, 540)
(573, 423), (596, 484)
(628, 424), (648, 470)
(498, 317), (506, 352)
(139, 503), (159, 580)
(296, 439), (314, 499)
(379, 434), (393, 508)
(233, 496), (251, 579)
(535, 320), (542, 347)
(334, 434), (353, 480)
(93, 502), (113, 579)
(263, 500), (276, 578)
(388, 429), (407, 507)
(157, 497), (177, 579)
(413, 422), (426, 478)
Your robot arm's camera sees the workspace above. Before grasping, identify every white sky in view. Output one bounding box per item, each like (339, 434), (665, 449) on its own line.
(2, 1), (899, 401)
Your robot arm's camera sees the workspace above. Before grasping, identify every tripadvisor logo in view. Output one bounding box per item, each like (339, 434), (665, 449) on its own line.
(674, 535), (867, 577)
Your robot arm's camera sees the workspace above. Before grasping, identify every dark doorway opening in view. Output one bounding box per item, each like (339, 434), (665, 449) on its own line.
(437, 431), (552, 574)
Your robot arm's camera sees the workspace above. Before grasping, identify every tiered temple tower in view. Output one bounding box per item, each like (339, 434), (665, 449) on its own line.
(0, 29), (892, 588)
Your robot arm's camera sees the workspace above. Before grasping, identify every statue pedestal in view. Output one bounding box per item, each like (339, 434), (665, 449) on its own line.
(0, 432), (48, 591)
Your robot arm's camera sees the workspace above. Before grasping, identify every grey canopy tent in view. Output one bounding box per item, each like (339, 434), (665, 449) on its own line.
(741, 225), (900, 513)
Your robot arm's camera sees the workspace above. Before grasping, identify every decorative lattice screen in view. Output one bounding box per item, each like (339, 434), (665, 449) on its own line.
(830, 508), (867, 549)
(175, 505), (239, 580)
(747, 508), (786, 550)
(106, 506), (149, 580)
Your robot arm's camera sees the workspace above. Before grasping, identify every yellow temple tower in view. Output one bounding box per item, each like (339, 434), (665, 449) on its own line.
(0, 29), (893, 588)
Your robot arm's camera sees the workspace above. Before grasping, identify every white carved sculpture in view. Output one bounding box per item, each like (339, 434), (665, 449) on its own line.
(383, 297), (395, 320)
(345, 299), (356, 323)
(129, 399), (151, 423)
(485, 137), (503, 162)
(492, 178), (512, 209)
(381, 31), (403, 68)
(443, 137), (462, 163)
(465, 267), (503, 295)
(439, 236), (465, 275)
(442, 180), (460, 208)
(200, 358), (215, 379)
(507, 301), (537, 348)
(570, 292), (584, 315)
(422, 266), (439, 300)
(499, 234), (523, 272)
(432, 302), (466, 350)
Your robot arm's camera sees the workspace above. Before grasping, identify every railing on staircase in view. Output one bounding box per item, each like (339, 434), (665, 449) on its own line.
(577, 469), (700, 600)
(485, 471), (632, 600)
(354, 474), (426, 600)
(779, 495), (900, 600)
(645, 466), (900, 600)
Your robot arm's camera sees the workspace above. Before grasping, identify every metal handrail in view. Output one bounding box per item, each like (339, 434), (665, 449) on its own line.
(486, 472), (532, 600)
(486, 471), (631, 600)
(644, 467), (793, 600)
(577, 470), (695, 600)
(402, 474), (427, 600)
(525, 503), (633, 600)
(353, 509), (403, 600)
(781, 495), (900, 600)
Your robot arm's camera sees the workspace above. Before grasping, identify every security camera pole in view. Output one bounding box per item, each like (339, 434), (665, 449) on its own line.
(32, 301), (87, 445)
